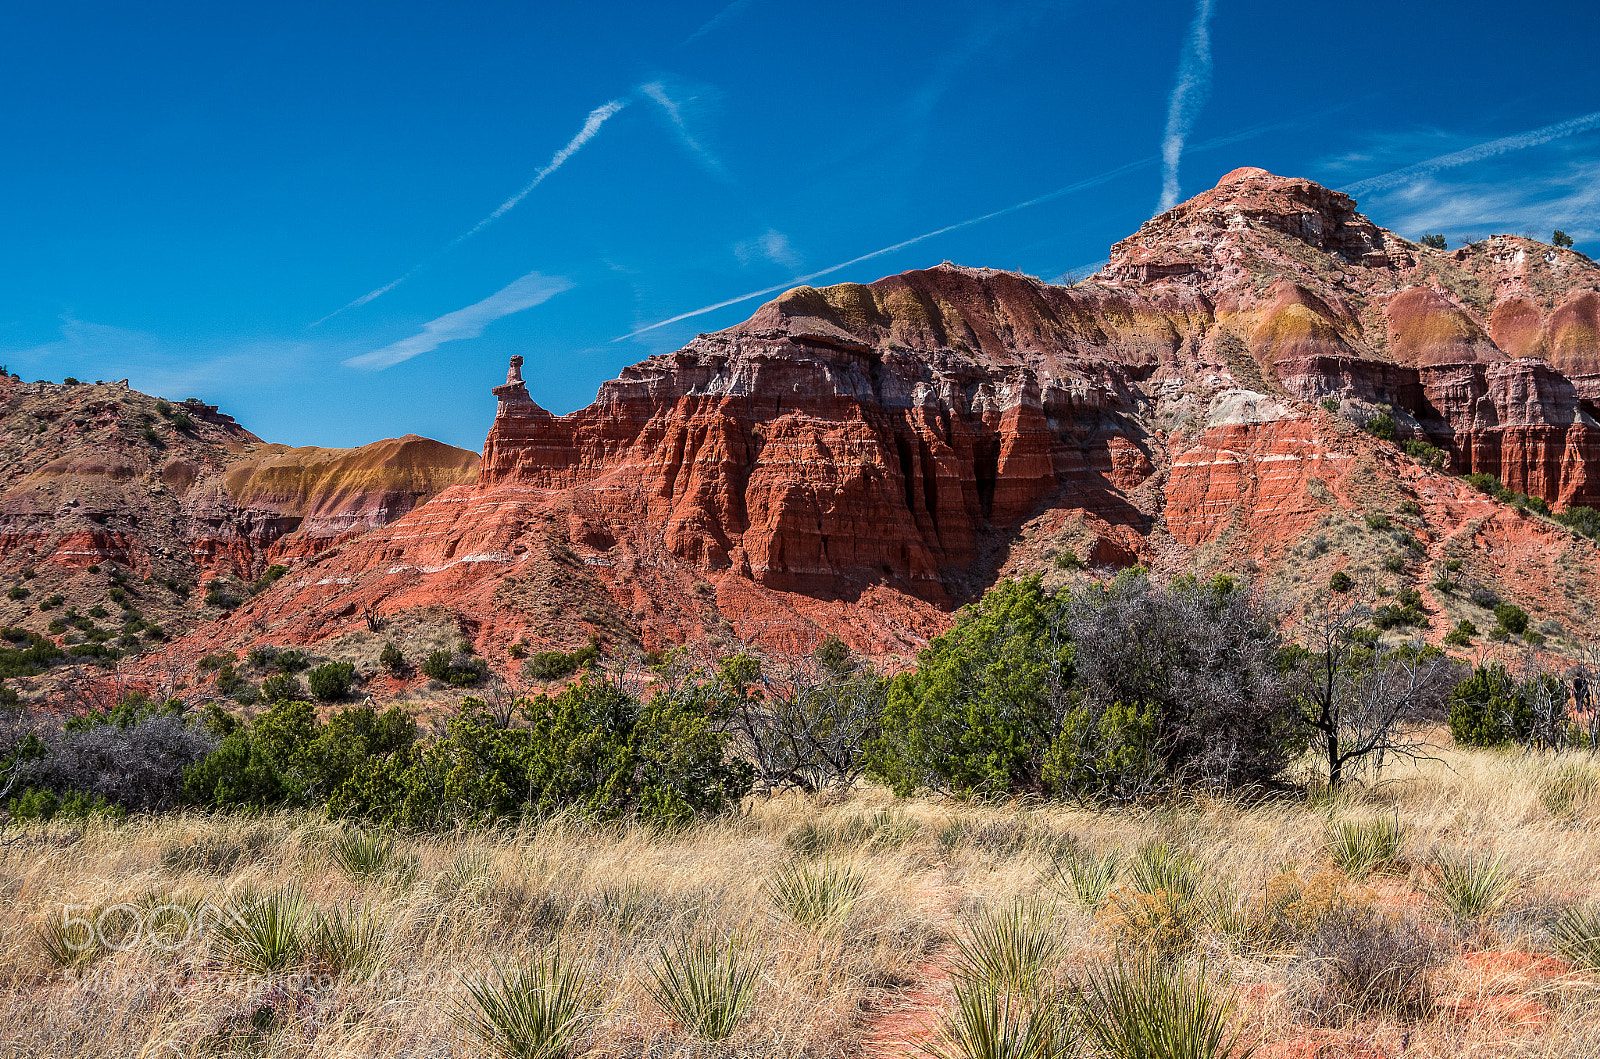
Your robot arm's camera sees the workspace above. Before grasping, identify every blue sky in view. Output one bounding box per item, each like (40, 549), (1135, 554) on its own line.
(4, 0), (1599, 450)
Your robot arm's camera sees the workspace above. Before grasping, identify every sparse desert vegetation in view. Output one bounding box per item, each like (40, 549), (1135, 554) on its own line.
(3, 747), (1600, 1057)
(6, 572), (1600, 1057)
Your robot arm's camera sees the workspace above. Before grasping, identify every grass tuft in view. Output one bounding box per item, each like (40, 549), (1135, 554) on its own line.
(645, 935), (761, 1041)
(1421, 852), (1516, 920)
(453, 949), (595, 1059)
(952, 899), (1064, 994)
(1324, 816), (1404, 879)
(1547, 904), (1600, 973)
(767, 859), (866, 930)
(1073, 952), (1253, 1059)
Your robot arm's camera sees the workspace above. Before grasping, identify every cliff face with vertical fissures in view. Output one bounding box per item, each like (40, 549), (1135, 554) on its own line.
(128, 169), (1600, 685)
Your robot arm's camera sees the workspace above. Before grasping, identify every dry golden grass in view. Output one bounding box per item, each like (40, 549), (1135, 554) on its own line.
(2, 744), (1599, 1058)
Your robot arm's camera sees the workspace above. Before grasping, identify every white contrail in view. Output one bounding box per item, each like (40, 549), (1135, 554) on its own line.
(313, 99), (626, 325)
(1156, 0), (1216, 214)
(683, 0), (755, 44)
(1341, 108), (1600, 197)
(456, 99), (627, 243)
(640, 81), (723, 175)
(613, 156), (1154, 342)
(344, 270), (574, 370)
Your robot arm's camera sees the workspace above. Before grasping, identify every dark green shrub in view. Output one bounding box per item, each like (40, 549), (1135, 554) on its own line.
(379, 642), (404, 673)
(156, 400), (172, 417)
(522, 639), (600, 682)
(1382, 555), (1406, 573)
(39, 594), (64, 610)
(308, 662), (356, 702)
(868, 573), (1295, 801)
(1402, 439), (1444, 467)
(1328, 571), (1353, 593)
(1462, 473), (1500, 495)
(1419, 233), (1447, 249)
(260, 673), (305, 703)
(1450, 665), (1531, 746)
(1363, 414), (1396, 442)
(1365, 513), (1391, 531)
(422, 649), (488, 687)
(249, 565), (288, 595)
(169, 411), (196, 432)
(1556, 506), (1600, 539)
(1442, 621), (1476, 647)
(7, 586), (29, 601)
(1321, 397), (1341, 413)
(1553, 230), (1574, 248)
(274, 649), (310, 673)
(198, 652), (235, 671)
(1492, 603), (1529, 635)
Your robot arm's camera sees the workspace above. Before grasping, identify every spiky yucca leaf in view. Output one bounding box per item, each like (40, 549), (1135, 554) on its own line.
(309, 905), (387, 977)
(1422, 853), (1516, 920)
(645, 935), (761, 1041)
(332, 830), (395, 880)
(1129, 842), (1202, 905)
(1050, 849), (1121, 910)
(766, 860), (866, 930)
(1074, 952), (1254, 1059)
(952, 899), (1065, 994)
(924, 978), (1069, 1059)
(453, 950), (595, 1059)
(1324, 817), (1404, 880)
(1547, 905), (1600, 973)
(214, 888), (309, 975)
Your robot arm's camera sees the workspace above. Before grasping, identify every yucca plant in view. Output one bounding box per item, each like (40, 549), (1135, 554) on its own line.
(1050, 848), (1121, 910)
(138, 889), (208, 950)
(1074, 952), (1254, 1059)
(1129, 842), (1203, 906)
(332, 830), (396, 880)
(453, 950), (596, 1059)
(596, 883), (650, 936)
(36, 907), (103, 968)
(766, 859), (866, 930)
(924, 978), (1068, 1059)
(308, 906), (387, 977)
(214, 888), (309, 975)
(952, 899), (1065, 994)
(1421, 853), (1516, 920)
(436, 851), (494, 900)
(1325, 817), (1404, 880)
(1546, 904), (1600, 973)
(645, 935), (761, 1041)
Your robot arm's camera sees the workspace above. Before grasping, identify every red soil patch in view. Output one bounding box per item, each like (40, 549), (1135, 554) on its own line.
(859, 875), (958, 1059)
(1255, 1027), (1391, 1059)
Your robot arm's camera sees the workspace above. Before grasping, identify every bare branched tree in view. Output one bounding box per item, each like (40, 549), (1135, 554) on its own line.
(1293, 591), (1461, 787)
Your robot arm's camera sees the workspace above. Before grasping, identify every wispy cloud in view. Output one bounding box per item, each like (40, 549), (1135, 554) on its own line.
(1156, 0), (1216, 214)
(639, 80), (724, 176)
(615, 156), (1158, 342)
(4, 316), (320, 399)
(315, 99), (626, 324)
(682, 0), (757, 45)
(1365, 160), (1600, 245)
(345, 270), (574, 370)
(1340, 108), (1600, 196)
(613, 105), (1322, 343)
(734, 229), (801, 270)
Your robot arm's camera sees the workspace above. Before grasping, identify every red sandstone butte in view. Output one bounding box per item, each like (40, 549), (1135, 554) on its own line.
(135, 169), (1600, 683)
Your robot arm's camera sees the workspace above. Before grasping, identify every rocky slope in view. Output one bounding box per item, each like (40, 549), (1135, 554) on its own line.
(0, 376), (478, 656)
(132, 168), (1600, 699)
